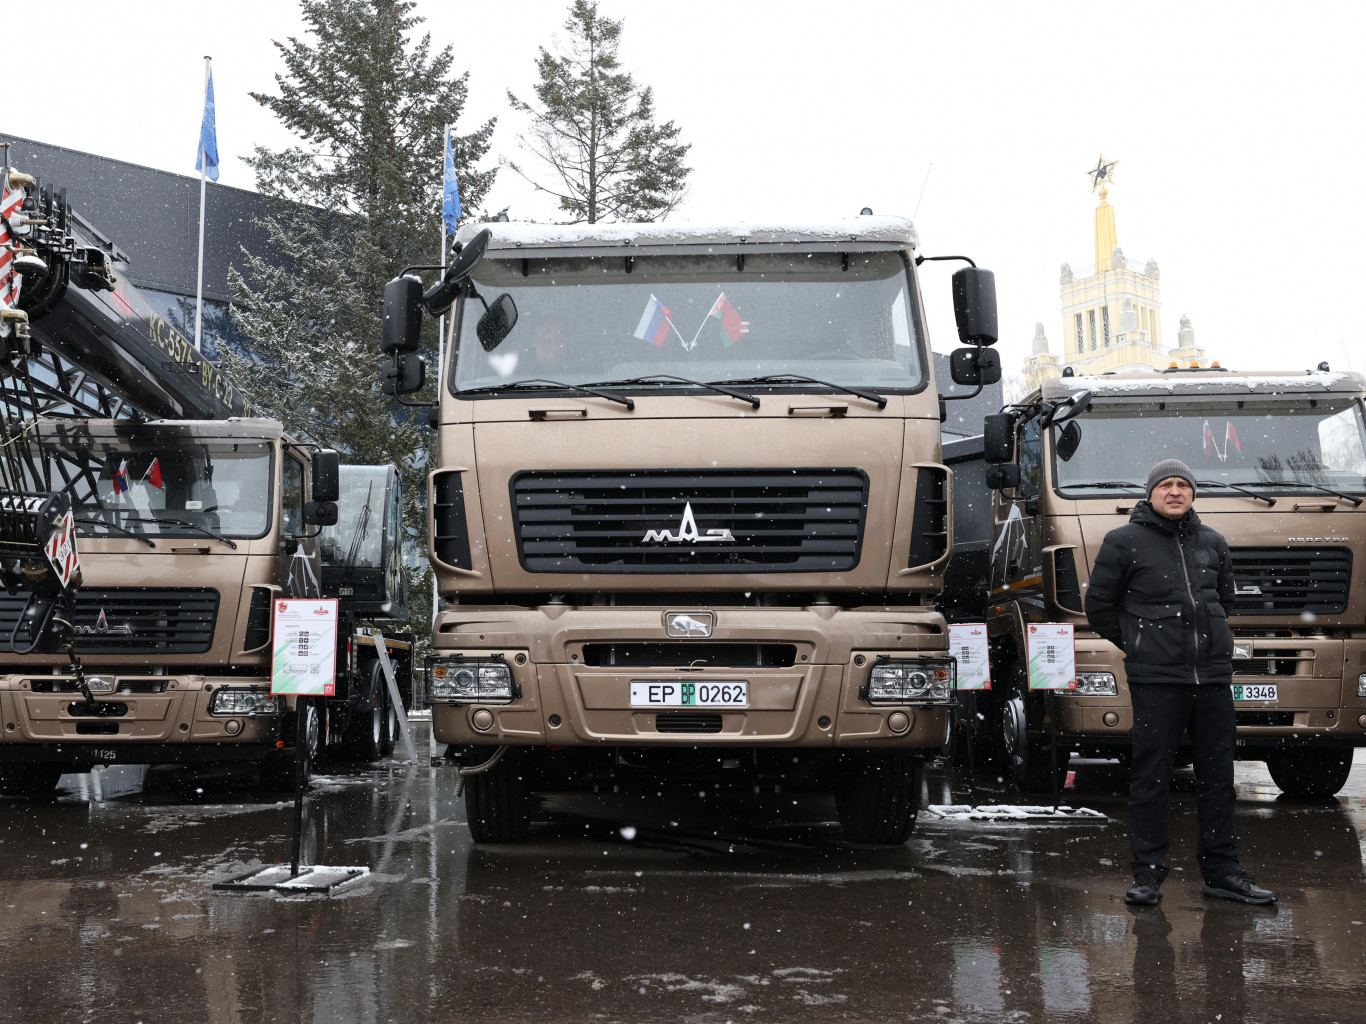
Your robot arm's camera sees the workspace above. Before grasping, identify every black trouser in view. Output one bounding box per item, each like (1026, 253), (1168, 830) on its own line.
(1127, 682), (1239, 883)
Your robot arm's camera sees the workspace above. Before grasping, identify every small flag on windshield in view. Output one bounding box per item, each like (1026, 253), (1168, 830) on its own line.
(146, 457), (164, 490)
(1224, 421), (1242, 459)
(633, 294), (673, 347)
(113, 459), (131, 495)
(708, 293), (749, 346)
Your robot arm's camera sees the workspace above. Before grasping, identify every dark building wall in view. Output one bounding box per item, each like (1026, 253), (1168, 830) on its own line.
(1, 132), (276, 304)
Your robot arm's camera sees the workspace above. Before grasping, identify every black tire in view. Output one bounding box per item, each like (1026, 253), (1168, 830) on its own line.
(832, 751), (921, 844)
(259, 701), (322, 792)
(340, 661), (386, 763)
(0, 765), (64, 797)
(1000, 695), (1068, 795)
(1267, 748), (1354, 800)
(464, 748), (533, 843)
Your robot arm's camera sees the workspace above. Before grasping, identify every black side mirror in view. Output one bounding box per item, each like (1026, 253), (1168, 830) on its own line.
(312, 449), (340, 502)
(1047, 389), (1093, 427)
(423, 228), (493, 315)
(952, 267), (998, 346)
(1056, 421), (1083, 462)
(382, 354), (426, 395)
(983, 412), (1015, 463)
(382, 276), (424, 355)
(985, 464), (1020, 490)
(950, 346), (1002, 386)
(303, 500), (339, 527)
(476, 293), (519, 352)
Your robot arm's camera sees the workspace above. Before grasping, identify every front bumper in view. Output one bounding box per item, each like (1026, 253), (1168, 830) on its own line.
(430, 605), (953, 750)
(1051, 635), (1366, 748)
(0, 674), (287, 751)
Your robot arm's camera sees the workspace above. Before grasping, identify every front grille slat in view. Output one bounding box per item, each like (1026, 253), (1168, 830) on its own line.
(1228, 547), (1351, 615)
(656, 713), (724, 734)
(0, 588), (219, 654)
(511, 468), (868, 573)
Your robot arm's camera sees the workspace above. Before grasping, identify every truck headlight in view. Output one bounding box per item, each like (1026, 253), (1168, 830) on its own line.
(431, 659), (515, 703)
(1075, 672), (1118, 696)
(210, 689), (282, 716)
(863, 659), (954, 704)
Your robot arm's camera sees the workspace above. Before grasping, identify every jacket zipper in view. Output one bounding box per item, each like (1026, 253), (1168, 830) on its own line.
(1174, 535), (1202, 684)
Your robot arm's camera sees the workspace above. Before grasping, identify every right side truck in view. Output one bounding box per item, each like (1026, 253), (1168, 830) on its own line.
(968, 364), (1366, 797)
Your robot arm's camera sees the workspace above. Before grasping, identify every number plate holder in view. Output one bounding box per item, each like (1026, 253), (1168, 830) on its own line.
(630, 681), (749, 708)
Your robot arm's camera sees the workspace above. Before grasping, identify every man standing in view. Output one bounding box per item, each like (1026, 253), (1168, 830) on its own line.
(1085, 459), (1276, 906)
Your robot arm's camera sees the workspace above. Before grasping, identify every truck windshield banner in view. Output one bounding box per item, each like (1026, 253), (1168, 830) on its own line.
(271, 599), (338, 696)
(1026, 623), (1076, 690)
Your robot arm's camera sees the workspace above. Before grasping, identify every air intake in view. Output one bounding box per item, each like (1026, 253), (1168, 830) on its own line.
(655, 713), (724, 734)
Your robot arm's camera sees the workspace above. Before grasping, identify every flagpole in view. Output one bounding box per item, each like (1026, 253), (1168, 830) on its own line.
(194, 55), (211, 354)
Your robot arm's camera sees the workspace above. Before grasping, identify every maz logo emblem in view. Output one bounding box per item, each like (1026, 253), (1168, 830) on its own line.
(665, 612), (714, 638)
(74, 608), (133, 636)
(642, 502), (735, 544)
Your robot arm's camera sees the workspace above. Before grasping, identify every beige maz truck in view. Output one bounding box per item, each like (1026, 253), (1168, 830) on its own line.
(380, 217), (1002, 842)
(968, 366), (1366, 797)
(0, 418), (413, 794)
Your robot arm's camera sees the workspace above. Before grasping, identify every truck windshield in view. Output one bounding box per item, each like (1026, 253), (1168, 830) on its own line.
(1053, 399), (1366, 497)
(451, 251), (924, 393)
(25, 426), (274, 539)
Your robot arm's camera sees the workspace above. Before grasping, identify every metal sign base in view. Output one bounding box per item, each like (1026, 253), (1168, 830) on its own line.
(214, 864), (368, 894)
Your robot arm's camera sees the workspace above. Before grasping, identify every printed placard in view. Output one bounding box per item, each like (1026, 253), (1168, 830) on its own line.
(948, 623), (991, 690)
(1026, 622), (1076, 690)
(271, 599), (338, 696)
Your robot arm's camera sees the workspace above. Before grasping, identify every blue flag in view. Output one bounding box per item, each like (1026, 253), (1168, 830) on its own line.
(196, 67), (220, 182)
(442, 129), (461, 235)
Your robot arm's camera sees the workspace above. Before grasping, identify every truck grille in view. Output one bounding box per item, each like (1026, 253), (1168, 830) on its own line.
(655, 713), (724, 734)
(0, 587), (219, 654)
(511, 469), (868, 573)
(1228, 547), (1351, 615)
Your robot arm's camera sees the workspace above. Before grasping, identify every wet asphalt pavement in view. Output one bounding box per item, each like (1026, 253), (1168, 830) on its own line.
(2, 726), (1364, 1024)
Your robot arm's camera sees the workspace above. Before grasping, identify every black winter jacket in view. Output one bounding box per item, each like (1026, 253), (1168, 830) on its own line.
(1084, 501), (1236, 685)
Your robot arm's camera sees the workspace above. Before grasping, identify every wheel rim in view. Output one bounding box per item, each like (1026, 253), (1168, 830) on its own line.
(1002, 698), (1026, 762)
(304, 706), (321, 766)
(371, 702), (382, 748)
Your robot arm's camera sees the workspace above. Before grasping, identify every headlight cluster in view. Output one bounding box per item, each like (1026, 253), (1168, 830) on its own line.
(209, 689), (282, 716)
(863, 659), (954, 704)
(1075, 672), (1118, 696)
(430, 659), (516, 703)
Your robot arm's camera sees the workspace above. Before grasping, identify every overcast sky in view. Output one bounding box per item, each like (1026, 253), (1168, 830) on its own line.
(13, 1), (1366, 379)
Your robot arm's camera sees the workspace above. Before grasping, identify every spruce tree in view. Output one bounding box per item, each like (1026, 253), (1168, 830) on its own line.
(224, 0), (495, 634)
(508, 0), (690, 223)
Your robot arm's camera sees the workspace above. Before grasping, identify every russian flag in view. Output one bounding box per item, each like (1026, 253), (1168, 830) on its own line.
(112, 459), (130, 495)
(633, 294), (672, 347)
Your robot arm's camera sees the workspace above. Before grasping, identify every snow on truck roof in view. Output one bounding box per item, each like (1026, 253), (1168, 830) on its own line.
(1040, 369), (1366, 401)
(455, 216), (919, 253)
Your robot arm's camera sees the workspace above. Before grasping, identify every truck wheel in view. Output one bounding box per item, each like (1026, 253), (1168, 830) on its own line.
(833, 751), (920, 844)
(380, 688), (400, 758)
(259, 701), (322, 792)
(1266, 749), (1354, 800)
(0, 765), (65, 797)
(340, 661), (386, 763)
(464, 748), (533, 843)
(1000, 696), (1066, 795)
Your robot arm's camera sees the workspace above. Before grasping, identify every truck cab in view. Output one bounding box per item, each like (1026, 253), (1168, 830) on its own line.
(384, 217), (999, 842)
(973, 367), (1366, 797)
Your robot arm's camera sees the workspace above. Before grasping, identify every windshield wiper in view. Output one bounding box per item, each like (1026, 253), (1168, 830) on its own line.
(74, 516), (156, 548)
(711, 374), (887, 409)
(583, 374), (760, 409)
(1235, 479), (1363, 507)
(1197, 480), (1276, 506)
(1061, 480), (1146, 491)
(117, 514), (239, 549)
(459, 378), (635, 410)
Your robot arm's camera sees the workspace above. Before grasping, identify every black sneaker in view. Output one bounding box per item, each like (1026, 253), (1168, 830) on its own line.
(1125, 873), (1163, 906)
(1201, 872), (1277, 905)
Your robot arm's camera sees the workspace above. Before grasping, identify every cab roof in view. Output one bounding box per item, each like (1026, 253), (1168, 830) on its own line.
(455, 216), (919, 257)
(1038, 368), (1366, 403)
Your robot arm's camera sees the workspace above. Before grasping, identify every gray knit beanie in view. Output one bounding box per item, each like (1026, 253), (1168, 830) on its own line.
(1146, 459), (1196, 500)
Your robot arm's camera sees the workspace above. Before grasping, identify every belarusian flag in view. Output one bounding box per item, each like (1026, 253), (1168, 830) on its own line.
(707, 293), (749, 347)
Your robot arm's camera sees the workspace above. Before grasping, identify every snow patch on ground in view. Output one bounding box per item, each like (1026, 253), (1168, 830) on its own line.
(926, 804), (1109, 823)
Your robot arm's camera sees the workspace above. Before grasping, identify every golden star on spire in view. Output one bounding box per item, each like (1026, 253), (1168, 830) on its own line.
(1088, 155), (1118, 193)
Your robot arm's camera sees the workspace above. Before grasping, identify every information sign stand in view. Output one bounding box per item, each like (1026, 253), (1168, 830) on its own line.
(948, 623), (992, 788)
(1026, 623), (1077, 812)
(215, 600), (366, 894)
